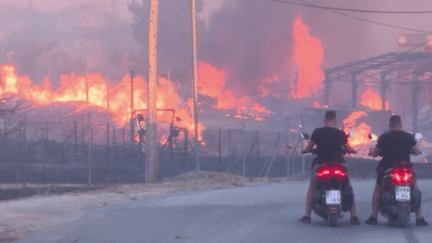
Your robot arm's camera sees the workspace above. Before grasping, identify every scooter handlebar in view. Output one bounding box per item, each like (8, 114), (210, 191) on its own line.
(302, 149), (317, 154)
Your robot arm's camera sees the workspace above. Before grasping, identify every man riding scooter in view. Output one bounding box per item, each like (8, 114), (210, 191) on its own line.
(366, 115), (428, 226)
(299, 110), (360, 225)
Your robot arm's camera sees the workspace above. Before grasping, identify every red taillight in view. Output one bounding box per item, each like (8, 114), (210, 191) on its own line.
(334, 169), (346, 177)
(317, 168), (346, 177)
(392, 168), (412, 185)
(317, 170), (331, 177)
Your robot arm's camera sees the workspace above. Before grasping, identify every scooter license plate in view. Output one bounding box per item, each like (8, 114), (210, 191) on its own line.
(395, 186), (410, 201)
(325, 190), (341, 205)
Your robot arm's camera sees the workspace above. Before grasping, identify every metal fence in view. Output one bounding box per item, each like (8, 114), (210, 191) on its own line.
(0, 108), (313, 186)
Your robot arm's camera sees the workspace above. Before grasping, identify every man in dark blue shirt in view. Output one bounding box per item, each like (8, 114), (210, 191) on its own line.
(300, 110), (360, 225)
(366, 115), (428, 226)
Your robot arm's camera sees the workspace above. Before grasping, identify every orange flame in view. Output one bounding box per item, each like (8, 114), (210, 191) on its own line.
(198, 62), (226, 99)
(258, 75), (280, 98)
(251, 103), (266, 113)
(0, 64), (204, 139)
(197, 62), (237, 110)
(292, 16), (324, 98)
(360, 88), (389, 111)
(197, 62), (270, 120)
(343, 111), (372, 147)
(217, 90), (236, 109)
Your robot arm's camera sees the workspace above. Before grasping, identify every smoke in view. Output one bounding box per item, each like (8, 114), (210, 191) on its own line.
(1, 0), (430, 112)
(127, 0), (207, 91)
(0, 3), (139, 88)
(200, 1), (378, 101)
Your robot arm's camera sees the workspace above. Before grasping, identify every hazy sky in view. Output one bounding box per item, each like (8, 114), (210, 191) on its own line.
(0, 0), (225, 23)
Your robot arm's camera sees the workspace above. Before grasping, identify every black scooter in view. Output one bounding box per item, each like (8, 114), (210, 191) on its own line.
(302, 133), (356, 227)
(380, 163), (421, 228)
(369, 133), (422, 228)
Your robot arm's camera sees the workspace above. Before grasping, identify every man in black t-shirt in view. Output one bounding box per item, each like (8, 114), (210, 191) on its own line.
(309, 125), (347, 165)
(366, 115), (428, 226)
(299, 110), (360, 225)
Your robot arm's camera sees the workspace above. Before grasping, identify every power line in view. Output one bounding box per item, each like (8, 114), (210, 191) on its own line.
(324, 8), (432, 33)
(305, 1), (432, 33)
(267, 0), (432, 14)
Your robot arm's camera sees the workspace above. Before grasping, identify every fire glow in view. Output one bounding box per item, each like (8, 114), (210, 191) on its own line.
(360, 88), (389, 111)
(342, 111), (372, 147)
(0, 64), (204, 139)
(197, 62), (270, 121)
(292, 16), (324, 98)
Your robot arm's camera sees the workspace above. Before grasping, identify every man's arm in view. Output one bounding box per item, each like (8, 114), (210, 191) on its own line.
(304, 140), (316, 153)
(368, 147), (381, 157)
(343, 144), (356, 153)
(411, 145), (422, 156)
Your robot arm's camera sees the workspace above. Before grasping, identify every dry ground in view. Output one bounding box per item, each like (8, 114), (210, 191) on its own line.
(0, 172), (304, 242)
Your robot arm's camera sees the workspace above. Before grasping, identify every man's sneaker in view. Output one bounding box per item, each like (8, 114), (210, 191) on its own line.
(350, 216), (360, 225)
(365, 216), (377, 225)
(416, 217), (429, 226)
(299, 216), (311, 224)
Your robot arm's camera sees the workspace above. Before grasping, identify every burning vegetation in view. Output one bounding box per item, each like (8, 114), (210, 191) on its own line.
(0, 64), (204, 139)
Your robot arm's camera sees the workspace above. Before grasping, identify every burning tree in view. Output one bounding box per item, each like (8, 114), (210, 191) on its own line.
(0, 94), (29, 135)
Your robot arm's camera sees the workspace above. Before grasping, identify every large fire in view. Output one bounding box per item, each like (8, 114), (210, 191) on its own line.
(197, 62), (270, 121)
(342, 111), (372, 147)
(198, 62), (236, 109)
(360, 88), (389, 111)
(292, 16), (324, 98)
(0, 64), (203, 139)
(258, 75), (281, 99)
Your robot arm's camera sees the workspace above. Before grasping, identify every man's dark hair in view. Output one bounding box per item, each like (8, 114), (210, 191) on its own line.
(389, 115), (402, 126)
(324, 110), (336, 121)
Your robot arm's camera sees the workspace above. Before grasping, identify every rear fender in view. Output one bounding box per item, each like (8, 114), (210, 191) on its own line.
(411, 187), (421, 213)
(342, 185), (353, 212)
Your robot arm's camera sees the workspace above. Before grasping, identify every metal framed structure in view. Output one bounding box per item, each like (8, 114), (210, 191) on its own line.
(324, 52), (432, 133)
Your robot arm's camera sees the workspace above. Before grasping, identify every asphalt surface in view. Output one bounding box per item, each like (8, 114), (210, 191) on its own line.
(18, 179), (432, 243)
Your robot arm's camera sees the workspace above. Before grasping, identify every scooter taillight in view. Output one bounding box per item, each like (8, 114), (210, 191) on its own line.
(317, 169), (330, 177)
(391, 168), (412, 185)
(333, 169), (346, 177)
(316, 167), (346, 178)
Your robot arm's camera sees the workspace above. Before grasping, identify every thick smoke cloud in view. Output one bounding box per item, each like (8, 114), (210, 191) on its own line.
(128, 0), (206, 83)
(0, 3), (139, 88)
(1, 0), (430, 109)
(200, 0), (373, 100)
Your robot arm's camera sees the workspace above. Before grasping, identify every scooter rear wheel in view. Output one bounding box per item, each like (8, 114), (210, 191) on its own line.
(328, 212), (338, 227)
(395, 205), (410, 228)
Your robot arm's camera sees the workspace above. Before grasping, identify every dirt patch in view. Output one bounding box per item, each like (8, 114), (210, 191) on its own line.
(0, 172), (304, 242)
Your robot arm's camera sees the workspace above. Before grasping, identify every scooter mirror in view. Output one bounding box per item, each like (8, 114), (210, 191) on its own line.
(301, 133), (310, 139)
(369, 133), (378, 141)
(415, 132), (422, 140)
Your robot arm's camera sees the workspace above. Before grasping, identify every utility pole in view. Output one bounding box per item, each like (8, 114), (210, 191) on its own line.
(146, 0), (159, 183)
(23, 114), (26, 188)
(86, 57), (92, 187)
(242, 112), (246, 177)
(413, 71), (419, 134)
(192, 0), (200, 172)
(300, 114), (305, 177)
(130, 71), (134, 141)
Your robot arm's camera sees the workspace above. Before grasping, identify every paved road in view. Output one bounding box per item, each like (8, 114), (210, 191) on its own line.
(19, 179), (432, 243)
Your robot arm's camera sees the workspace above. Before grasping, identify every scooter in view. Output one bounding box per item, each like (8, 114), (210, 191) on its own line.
(369, 133), (422, 228)
(302, 133), (356, 227)
(380, 163), (421, 228)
